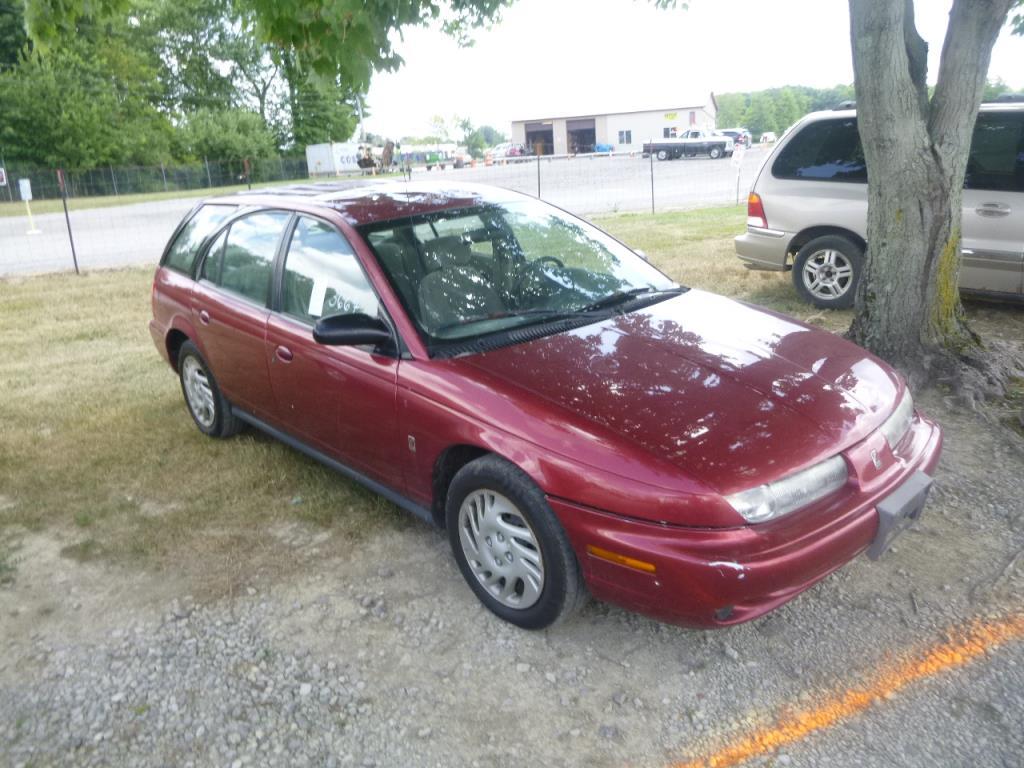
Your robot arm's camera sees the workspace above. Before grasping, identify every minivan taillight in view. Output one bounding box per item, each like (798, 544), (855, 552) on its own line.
(747, 193), (768, 228)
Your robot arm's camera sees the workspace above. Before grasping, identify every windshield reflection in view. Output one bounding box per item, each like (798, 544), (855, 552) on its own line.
(359, 200), (677, 347)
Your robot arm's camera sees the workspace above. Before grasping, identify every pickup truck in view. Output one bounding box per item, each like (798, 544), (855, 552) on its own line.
(642, 129), (734, 160)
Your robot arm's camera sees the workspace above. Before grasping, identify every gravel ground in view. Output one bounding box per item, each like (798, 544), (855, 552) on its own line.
(2, 389), (1022, 768)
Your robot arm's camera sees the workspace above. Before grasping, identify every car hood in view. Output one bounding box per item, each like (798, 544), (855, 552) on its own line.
(460, 290), (901, 495)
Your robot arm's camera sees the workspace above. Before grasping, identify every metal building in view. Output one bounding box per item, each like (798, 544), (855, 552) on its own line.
(510, 93), (718, 155)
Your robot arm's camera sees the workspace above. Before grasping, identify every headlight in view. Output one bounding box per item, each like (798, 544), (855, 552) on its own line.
(879, 389), (914, 450)
(725, 455), (849, 524)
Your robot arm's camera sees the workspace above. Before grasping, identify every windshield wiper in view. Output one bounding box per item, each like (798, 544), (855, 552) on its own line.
(580, 286), (683, 314)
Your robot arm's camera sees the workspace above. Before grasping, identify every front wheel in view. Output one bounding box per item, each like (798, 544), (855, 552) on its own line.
(709, 146), (723, 159)
(792, 235), (863, 309)
(178, 341), (241, 438)
(446, 455), (584, 630)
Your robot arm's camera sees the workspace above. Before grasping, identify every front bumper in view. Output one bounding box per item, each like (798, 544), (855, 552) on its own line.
(734, 227), (791, 271)
(551, 413), (943, 628)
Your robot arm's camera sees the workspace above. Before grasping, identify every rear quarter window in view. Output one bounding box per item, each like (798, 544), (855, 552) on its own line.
(966, 112), (1024, 193)
(163, 204), (237, 275)
(772, 118), (867, 183)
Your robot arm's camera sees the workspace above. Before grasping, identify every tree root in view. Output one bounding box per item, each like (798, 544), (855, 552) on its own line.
(924, 338), (1024, 411)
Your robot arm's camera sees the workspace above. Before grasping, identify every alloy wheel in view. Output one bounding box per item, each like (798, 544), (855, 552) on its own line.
(457, 489), (545, 609)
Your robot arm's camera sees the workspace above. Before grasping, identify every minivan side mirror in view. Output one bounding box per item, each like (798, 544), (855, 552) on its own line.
(313, 313), (392, 347)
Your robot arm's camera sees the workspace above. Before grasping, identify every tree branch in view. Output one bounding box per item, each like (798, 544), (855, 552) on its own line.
(929, 0), (1014, 154)
(902, 0), (929, 117)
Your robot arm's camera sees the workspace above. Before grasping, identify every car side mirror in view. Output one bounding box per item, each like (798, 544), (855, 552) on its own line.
(313, 313), (393, 347)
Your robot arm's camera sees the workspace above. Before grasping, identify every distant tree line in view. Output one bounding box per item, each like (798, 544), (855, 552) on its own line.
(716, 79), (1019, 137)
(0, 0), (359, 169)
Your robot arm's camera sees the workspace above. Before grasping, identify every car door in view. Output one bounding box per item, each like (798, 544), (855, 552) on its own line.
(266, 214), (402, 486)
(960, 110), (1024, 295)
(191, 210), (292, 420)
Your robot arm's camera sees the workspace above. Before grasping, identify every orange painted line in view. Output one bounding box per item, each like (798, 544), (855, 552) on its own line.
(675, 613), (1024, 768)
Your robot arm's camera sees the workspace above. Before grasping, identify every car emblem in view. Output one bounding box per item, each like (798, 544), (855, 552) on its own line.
(870, 449), (882, 470)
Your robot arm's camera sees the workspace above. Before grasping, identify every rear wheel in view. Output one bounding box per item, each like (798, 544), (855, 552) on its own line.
(793, 235), (863, 309)
(446, 455), (584, 629)
(178, 341), (241, 438)
(656, 149), (668, 161)
(709, 146), (723, 159)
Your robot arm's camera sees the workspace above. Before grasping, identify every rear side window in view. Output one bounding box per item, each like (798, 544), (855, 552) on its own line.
(281, 217), (380, 324)
(202, 211), (291, 305)
(772, 118), (867, 183)
(164, 205), (236, 274)
(966, 112), (1024, 192)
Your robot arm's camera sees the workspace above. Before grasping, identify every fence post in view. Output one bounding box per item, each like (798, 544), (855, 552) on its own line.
(160, 162), (168, 192)
(110, 165), (119, 197)
(536, 155), (541, 198)
(57, 169), (80, 275)
(204, 157), (213, 188)
(1, 150), (12, 202)
(649, 145), (655, 214)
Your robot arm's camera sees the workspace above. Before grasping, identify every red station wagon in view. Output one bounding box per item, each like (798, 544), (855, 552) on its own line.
(150, 182), (942, 629)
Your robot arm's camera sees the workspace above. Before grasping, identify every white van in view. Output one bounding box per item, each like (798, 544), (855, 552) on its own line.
(734, 102), (1024, 308)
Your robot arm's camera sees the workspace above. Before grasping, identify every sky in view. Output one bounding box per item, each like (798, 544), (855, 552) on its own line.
(362, 0), (1024, 140)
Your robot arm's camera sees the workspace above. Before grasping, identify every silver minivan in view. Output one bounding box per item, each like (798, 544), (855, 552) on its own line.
(734, 102), (1024, 308)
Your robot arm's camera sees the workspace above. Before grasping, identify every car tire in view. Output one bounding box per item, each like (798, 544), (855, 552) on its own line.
(177, 341), (242, 438)
(709, 146), (723, 159)
(793, 235), (863, 309)
(446, 454), (584, 630)
(656, 149), (668, 161)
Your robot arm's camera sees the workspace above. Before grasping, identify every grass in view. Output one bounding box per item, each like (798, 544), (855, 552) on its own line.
(0, 268), (412, 592)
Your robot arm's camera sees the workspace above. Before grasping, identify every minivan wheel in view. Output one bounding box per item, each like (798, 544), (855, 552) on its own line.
(793, 235), (863, 309)
(709, 146), (723, 159)
(446, 455), (584, 630)
(178, 341), (242, 438)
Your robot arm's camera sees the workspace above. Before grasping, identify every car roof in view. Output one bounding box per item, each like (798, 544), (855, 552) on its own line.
(798, 101), (1024, 125)
(204, 181), (528, 227)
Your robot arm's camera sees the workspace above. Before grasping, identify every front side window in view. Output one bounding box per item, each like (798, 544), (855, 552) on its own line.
(282, 217), (380, 324)
(202, 211), (291, 305)
(164, 204), (236, 274)
(772, 118), (867, 183)
(360, 199), (678, 352)
(966, 112), (1024, 192)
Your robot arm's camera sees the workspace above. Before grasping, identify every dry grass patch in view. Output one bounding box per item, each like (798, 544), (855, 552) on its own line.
(0, 268), (416, 594)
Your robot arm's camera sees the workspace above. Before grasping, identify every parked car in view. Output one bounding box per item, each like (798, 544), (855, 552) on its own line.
(735, 102), (1024, 308)
(719, 128), (751, 148)
(151, 182), (942, 630)
(488, 142), (526, 159)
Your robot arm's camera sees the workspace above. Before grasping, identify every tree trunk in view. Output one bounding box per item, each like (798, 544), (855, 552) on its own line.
(847, 0), (1014, 391)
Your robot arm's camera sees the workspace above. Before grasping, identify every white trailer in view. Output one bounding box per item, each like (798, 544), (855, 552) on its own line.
(305, 142), (362, 177)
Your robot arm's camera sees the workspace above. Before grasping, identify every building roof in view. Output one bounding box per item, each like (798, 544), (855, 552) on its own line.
(512, 93), (718, 124)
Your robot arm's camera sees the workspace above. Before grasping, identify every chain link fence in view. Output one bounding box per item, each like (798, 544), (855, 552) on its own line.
(0, 148), (767, 276)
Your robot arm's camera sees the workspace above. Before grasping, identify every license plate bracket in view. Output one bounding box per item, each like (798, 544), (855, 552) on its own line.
(867, 471), (933, 560)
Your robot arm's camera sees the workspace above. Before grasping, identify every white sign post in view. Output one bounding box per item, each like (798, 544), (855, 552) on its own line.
(731, 146), (747, 205)
(19, 178), (41, 234)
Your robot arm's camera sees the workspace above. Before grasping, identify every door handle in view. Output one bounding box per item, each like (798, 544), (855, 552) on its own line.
(275, 345), (294, 363)
(199, 310), (211, 325)
(975, 202), (1010, 217)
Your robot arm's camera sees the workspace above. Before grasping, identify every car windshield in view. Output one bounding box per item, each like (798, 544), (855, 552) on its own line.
(359, 198), (679, 350)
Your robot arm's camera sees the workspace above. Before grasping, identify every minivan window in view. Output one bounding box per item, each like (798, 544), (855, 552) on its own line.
(204, 211), (291, 305)
(966, 112), (1024, 193)
(772, 118), (867, 183)
(164, 204), (236, 274)
(281, 217), (380, 324)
